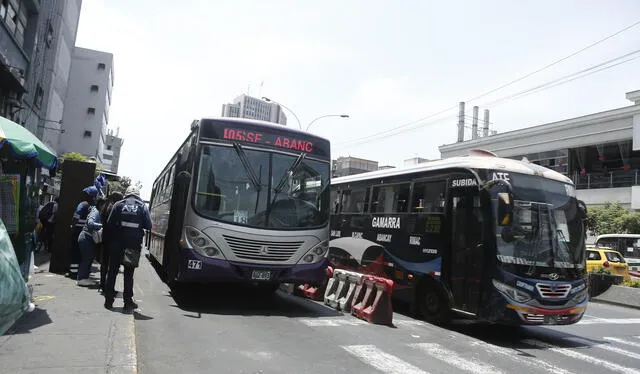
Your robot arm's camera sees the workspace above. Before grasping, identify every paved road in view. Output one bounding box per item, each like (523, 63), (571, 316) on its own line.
(132, 255), (640, 374)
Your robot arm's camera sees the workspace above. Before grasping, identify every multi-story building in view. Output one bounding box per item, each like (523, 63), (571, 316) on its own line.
(23, 0), (82, 153)
(221, 94), (287, 125)
(0, 0), (39, 123)
(439, 89), (640, 210)
(102, 128), (123, 174)
(58, 47), (114, 162)
(332, 156), (379, 178)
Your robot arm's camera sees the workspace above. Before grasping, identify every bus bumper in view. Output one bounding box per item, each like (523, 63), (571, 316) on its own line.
(494, 296), (588, 325)
(178, 249), (329, 285)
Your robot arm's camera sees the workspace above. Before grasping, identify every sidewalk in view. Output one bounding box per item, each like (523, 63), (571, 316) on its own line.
(0, 254), (137, 373)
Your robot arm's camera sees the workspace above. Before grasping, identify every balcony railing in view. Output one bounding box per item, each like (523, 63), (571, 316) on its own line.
(572, 170), (639, 189)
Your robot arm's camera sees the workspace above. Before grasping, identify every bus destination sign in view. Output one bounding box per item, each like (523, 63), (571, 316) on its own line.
(222, 128), (314, 153)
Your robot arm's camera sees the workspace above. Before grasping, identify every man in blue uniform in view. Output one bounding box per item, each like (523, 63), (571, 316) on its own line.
(104, 186), (152, 311)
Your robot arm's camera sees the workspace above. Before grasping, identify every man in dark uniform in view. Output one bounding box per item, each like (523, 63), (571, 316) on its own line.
(104, 186), (152, 311)
(99, 191), (123, 293)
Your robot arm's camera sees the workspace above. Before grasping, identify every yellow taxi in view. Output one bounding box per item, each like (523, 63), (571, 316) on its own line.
(586, 247), (630, 279)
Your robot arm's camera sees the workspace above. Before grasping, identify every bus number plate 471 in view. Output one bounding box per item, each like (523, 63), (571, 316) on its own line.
(251, 270), (271, 281)
(187, 260), (202, 270)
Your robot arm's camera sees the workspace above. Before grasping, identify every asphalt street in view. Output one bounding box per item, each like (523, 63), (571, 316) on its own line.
(132, 255), (640, 374)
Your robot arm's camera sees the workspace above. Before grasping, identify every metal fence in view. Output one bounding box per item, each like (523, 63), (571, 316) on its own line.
(572, 170), (639, 189)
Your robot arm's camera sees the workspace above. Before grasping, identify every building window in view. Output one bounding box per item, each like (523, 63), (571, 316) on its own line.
(103, 154), (113, 160)
(46, 22), (54, 47)
(87, 107), (96, 114)
(1, 0), (28, 48)
(97, 63), (106, 70)
(106, 145), (112, 150)
(90, 85), (99, 92)
(83, 130), (92, 138)
(34, 85), (44, 108)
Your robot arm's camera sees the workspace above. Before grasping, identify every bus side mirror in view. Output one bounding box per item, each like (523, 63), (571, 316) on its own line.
(497, 192), (513, 227)
(578, 200), (587, 219)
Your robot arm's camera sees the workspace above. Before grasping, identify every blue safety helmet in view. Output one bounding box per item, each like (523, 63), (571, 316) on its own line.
(83, 186), (100, 197)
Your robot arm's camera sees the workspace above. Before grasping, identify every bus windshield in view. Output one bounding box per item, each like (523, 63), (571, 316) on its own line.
(193, 143), (330, 229)
(493, 173), (585, 270)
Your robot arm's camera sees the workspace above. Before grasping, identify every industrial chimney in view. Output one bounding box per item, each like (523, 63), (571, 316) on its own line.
(483, 109), (490, 137)
(472, 106), (479, 140)
(457, 102), (465, 142)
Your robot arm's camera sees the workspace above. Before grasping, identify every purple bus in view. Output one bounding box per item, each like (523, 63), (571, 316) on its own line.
(148, 118), (331, 292)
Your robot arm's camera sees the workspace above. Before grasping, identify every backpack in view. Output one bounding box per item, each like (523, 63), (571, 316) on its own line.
(39, 202), (55, 222)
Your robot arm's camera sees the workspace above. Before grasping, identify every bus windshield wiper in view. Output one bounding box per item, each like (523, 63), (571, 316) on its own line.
(232, 142), (262, 192)
(273, 152), (306, 196)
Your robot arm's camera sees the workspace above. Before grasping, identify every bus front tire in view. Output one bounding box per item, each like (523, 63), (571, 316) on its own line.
(417, 281), (451, 325)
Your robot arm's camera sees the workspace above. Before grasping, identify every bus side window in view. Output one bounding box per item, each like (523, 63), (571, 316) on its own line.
(342, 185), (370, 214)
(412, 180), (446, 213)
(331, 189), (341, 214)
(371, 184), (410, 213)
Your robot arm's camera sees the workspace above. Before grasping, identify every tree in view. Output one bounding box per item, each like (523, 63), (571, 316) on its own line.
(108, 176), (143, 195)
(56, 152), (104, 178)
(587, 201), (640, 236)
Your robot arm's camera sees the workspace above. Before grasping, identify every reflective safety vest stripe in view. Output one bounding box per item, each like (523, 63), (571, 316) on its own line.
(121, 221), (140, 228)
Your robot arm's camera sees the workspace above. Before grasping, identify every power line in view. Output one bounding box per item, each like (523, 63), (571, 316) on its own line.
(482, 49), (640, 107)
(337, 18), (640, 146)
(338, 49), (640, 148)
(465, 18), (640, 103)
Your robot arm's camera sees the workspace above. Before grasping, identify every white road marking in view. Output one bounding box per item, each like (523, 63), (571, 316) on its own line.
(410, 343), (502, 374)
(342, 345), (427, 374)
(524, 339), (640, 374)
(469, 341), (575, 374)
(577, 318), (640, 325)
(603, 336), (640, 349)
(565, 337), (640, 361)
(299, 318), (367, 327)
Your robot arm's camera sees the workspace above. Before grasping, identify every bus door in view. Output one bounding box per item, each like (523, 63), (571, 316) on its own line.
(448, 183), (485, 315)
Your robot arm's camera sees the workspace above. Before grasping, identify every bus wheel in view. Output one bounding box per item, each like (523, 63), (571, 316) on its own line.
(418, 283), (451, 325)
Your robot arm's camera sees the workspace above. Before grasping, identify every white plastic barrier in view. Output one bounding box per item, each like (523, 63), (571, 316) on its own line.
(339, 272), (363, 312)
(323, 269), (364, 312)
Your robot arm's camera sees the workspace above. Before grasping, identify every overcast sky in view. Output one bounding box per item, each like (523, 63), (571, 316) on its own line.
(75, 0), (640, 199)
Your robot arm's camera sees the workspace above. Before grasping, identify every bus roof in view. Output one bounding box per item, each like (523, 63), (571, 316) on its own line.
(332, 152), (573, 185)
(199, 117), (330, 143)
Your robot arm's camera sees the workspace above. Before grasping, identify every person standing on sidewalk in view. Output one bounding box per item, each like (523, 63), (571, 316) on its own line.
(77, 197), (107, 286)
(69, 187), (99, 277)
(104, 186), (152, 311)
(99, 191), (123, 293)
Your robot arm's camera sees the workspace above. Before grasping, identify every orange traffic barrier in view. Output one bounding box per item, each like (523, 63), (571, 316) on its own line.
(351, 275), (394, 325)
(296, 266), (333, 301)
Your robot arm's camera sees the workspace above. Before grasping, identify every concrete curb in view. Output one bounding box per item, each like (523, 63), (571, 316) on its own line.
(106, 313), (138, 373)
(590, 285), (640, 310)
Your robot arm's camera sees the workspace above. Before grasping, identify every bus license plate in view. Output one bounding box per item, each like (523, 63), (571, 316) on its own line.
(251, 270), (271, 281)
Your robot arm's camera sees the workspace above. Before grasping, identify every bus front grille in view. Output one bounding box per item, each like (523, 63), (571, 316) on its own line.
(535, 283), (571, 298)
(222, 235), (303, 262)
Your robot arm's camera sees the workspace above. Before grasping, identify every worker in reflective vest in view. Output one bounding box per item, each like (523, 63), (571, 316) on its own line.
(104, 186), (152, 311)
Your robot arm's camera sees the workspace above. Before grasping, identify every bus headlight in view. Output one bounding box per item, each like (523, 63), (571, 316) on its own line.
(492, 279), (532, 303)
(570, 290), (588, 304)
(182, 226), (225, 259)
(298, 240), (328, 264)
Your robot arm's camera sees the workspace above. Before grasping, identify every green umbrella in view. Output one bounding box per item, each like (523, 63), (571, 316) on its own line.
(0, 115), (57, 170)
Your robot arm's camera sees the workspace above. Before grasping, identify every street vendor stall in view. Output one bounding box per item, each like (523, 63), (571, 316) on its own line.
(0, 115), (57, 279)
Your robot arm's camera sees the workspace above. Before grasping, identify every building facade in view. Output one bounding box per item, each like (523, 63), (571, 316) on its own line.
(439, 89), (640, 210)
(58, 47), (113, 162)
(25, 0), (82, 153)
(221, 94), (287, 125)
(332, 156), (379, 178)
(102, 128), (123, 173)
(0, 0), (39, 123)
